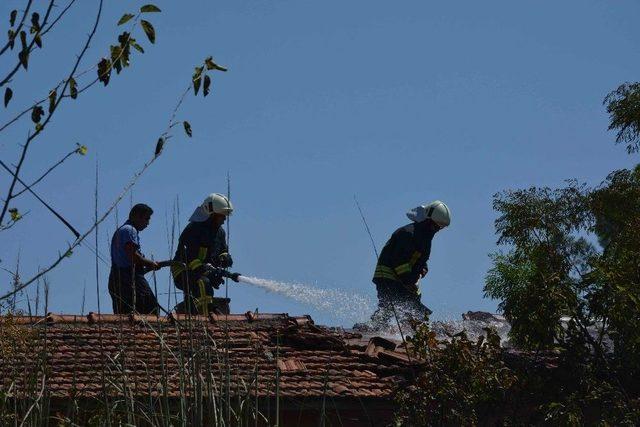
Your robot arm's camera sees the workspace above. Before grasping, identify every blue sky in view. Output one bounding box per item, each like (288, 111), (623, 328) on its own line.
(1, 0), (638, 325)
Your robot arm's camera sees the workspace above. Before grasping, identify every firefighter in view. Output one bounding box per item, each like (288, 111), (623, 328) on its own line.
(370, 200), (451, 329)
(171, 193), (234, 314)
(108, 203), (161, 314)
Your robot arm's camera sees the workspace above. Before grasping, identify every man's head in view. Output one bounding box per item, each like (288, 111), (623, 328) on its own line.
(211, 212), (227, 228)
(129, 203), (153, 231)
(189, 193), (234, 225)
(406, 200), (451, 231)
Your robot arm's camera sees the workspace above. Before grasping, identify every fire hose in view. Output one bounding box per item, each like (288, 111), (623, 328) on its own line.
(142, 261), (242, 316)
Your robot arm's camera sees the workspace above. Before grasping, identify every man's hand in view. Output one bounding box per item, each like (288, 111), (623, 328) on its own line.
(217, 252), (233, 268)
(212, 277), (224, 289)
(147, 260), (161, 271)
(420, 265), (429, 278)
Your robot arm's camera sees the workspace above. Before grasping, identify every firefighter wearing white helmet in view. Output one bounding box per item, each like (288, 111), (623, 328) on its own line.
(171, 193), (235, 314)
(370, 200), (451, 330)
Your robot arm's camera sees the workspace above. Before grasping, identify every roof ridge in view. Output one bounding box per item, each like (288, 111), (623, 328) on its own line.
(0, 312), (314, 325)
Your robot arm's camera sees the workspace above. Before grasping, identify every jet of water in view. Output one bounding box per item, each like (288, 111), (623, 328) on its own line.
(237, 275), (375, 324)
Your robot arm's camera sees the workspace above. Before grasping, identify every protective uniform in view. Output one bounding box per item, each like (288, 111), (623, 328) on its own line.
(171, 193), (234, 314)
(371, 220), (435, 328)
(370, 200), (450, 329)
(171, 217), (231, 314)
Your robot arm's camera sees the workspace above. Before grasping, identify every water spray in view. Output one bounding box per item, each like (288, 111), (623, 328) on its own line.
(236, 275), (375, 324)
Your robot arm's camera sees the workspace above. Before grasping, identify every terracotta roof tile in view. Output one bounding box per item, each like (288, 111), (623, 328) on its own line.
(0, 313), (412, 400)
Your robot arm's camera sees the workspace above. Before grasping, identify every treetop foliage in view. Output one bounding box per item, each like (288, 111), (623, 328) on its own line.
(605, 83), (640, 153)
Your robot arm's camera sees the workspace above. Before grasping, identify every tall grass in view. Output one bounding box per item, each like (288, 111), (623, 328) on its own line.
(0, 313), (298, 426)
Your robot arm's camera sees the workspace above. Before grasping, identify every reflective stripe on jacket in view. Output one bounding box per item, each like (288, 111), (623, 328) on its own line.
(171, 217), (228, 290)
(373, 221), (436, 290)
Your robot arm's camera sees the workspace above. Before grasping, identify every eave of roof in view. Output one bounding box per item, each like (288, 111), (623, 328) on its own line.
(0, 312), (414, 400)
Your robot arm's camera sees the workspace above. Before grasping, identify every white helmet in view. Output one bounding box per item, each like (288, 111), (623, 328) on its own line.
(406, 200), (451, 228)
(189, 193), (233, 222)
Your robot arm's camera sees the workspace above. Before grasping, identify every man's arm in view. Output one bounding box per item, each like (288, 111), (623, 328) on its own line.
(390, 230), (425, 288)
(211, 227), (232, 268)
(124, 242), (159, 271)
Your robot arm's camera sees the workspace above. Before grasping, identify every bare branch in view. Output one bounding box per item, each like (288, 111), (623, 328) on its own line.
(38, 0), (79, 39)
(1, 155), (158, 301)
(0, 159), (80, 237)
(0, 210), (29, 232)
(13, 145), (82, 198)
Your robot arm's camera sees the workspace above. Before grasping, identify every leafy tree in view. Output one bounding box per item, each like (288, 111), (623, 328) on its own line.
(481, 80), (640, 423)
(588, 166), (640, 386)
(605, 83), (640, 153)
(485, 184), (593, 351)
(395, 321), (516, 426)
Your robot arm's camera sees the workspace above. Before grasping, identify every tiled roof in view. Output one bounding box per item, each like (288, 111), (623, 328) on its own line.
(0, 312), (414, 401)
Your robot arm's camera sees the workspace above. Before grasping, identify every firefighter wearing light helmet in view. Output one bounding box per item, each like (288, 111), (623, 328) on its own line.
(171, 193), (234, 314)
(370, 200), (451, 329)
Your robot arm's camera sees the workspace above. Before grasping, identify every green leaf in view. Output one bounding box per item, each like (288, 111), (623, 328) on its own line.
(117, 13), (135, 25)
(35, 123), (43, 132)
(64, 249), (73, 258)
(76, 144), (88, 156)
(31, 105), (44, 123)
(192, 66), (203, 96)
(18, 49), (28, 70)
(110, 45), (123, 74)
(48, 89), (56, 113)
(4, 87), (12, 107)
(19, 30), (26, 50)
(9, 10), (17, 27)
(130, 40), (144, 53)
(7, 29), (15, 50)
(140, 4), (161, 13)
(69, 77), (78, 99)
(154, 137), (165, 157)
(205, 56), (228, 72)
(30, 12), (40, 32)
(203, 74), (211, 97)
(34, 33), (42, 48)
(97, 58), (112, 86)
(183, 121), (192, 137)
(140, 20), (155, 44)
(8, 208), (21, 222)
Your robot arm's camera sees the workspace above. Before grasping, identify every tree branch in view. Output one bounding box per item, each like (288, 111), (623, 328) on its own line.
(38, 0), (78, 39)
(0, 0), (34, 57)
(0, 59), (209, 303)
(0, 0), (103, 226)
(0, 10), (141, 136)
(0, 155), (158, 301)
(0, 0), (56, 87)
(0, 159), (80, 237)
(12, 145), (81, 198)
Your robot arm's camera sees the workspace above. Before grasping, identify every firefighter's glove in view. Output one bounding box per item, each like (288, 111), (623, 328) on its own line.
(420, 264), (429, 278)
(212, 277), (223, 289)
(201, 270), (223, 290)
(202, 263), (216, 275)
(217, 252), (233, 268)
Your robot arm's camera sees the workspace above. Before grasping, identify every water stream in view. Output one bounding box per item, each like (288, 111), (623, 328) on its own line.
(237, 275), (514, 344)
(237, 275), (375, 324)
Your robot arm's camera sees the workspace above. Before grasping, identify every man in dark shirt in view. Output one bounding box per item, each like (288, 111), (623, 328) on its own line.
(370, 200), (451, 329)
(171, 193), (234, 314)
(109, 203), (160, 314)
